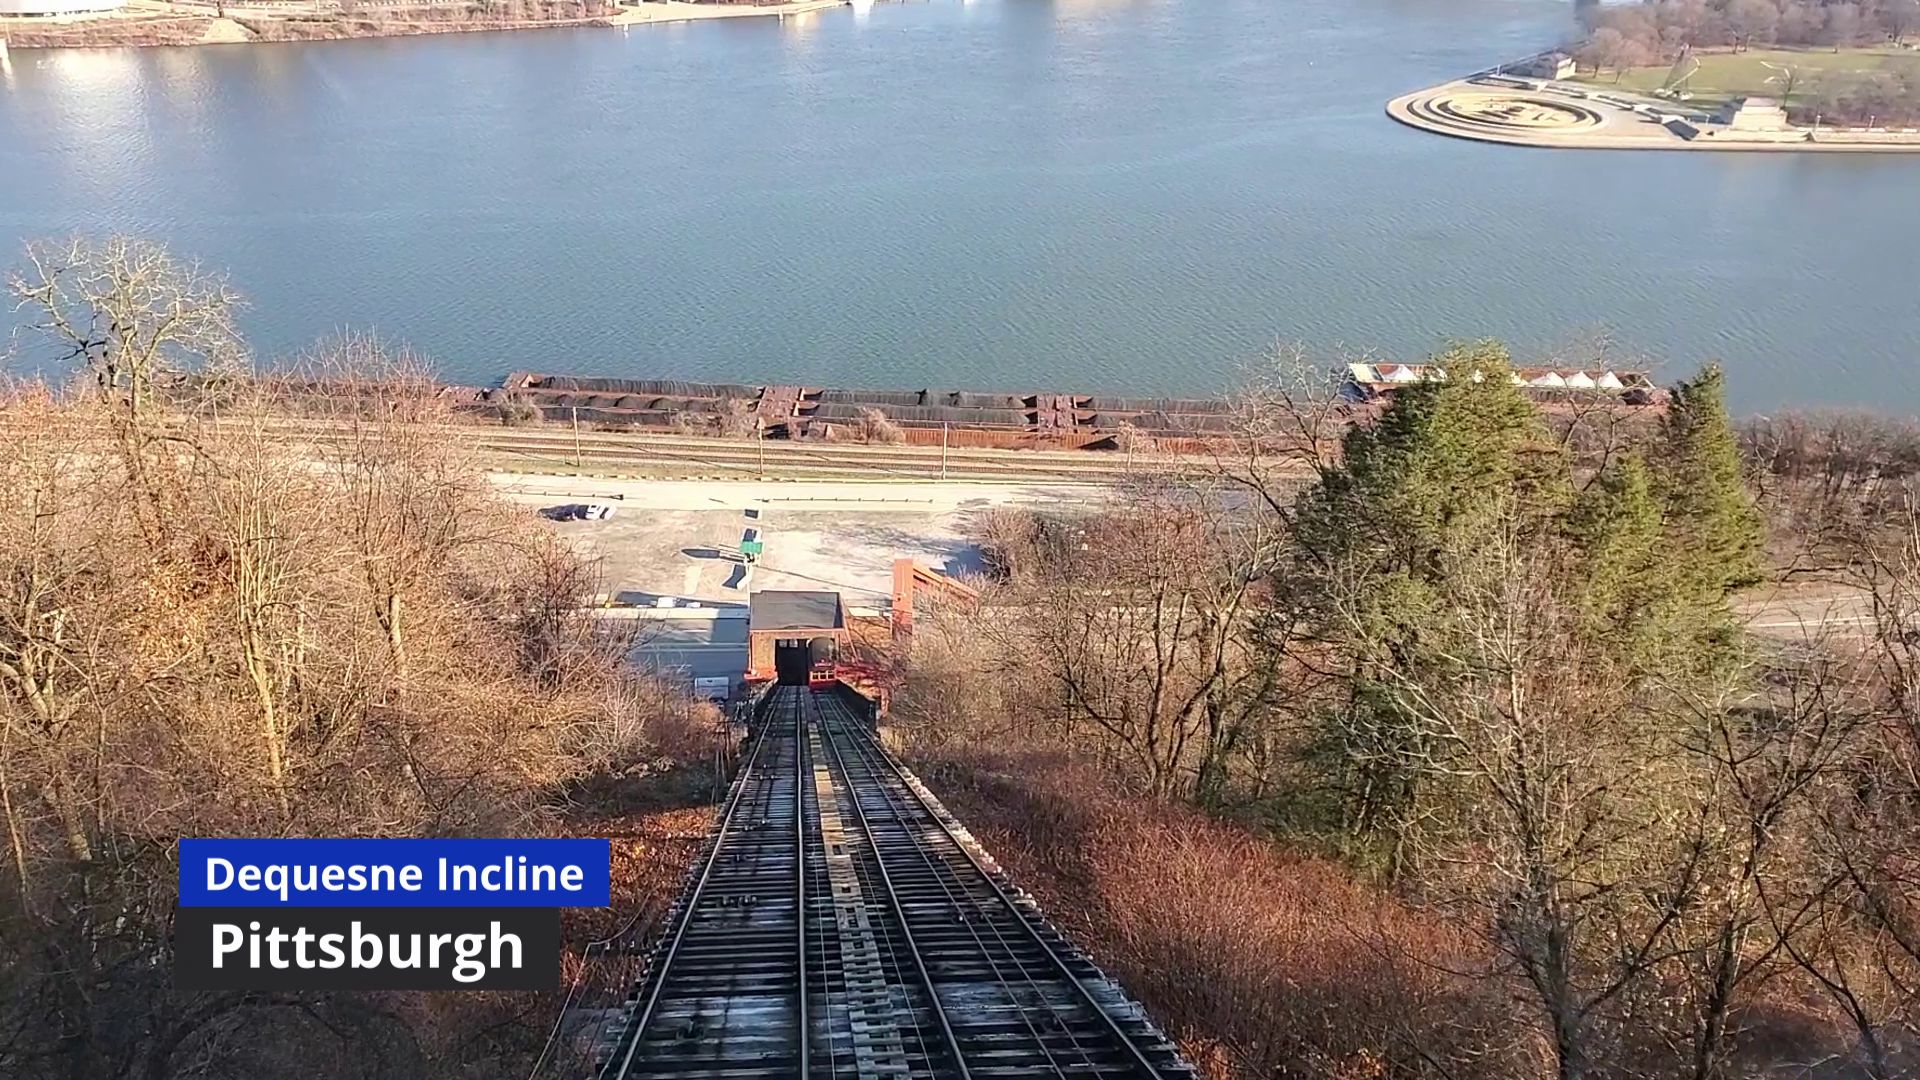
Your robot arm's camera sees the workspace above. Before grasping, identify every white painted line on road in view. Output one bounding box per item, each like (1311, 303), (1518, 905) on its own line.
(636, 644), (750, 652)
(593, 608), (751, 620)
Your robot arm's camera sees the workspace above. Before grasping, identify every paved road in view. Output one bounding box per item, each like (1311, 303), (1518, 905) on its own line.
(496, 473), (1106, 607)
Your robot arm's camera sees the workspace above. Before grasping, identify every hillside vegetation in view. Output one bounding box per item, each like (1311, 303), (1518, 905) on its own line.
(0, 237), (709, 1078)
(900, 343), (1920, 1080)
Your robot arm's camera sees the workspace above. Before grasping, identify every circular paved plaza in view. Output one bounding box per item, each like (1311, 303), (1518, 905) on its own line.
(1426, 91), (1605, 133)
(1390, 77), (1920, 151)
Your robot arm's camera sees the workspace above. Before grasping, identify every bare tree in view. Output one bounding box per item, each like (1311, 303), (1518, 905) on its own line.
(7, 237), (245, 547)
(1822, 2), (1868, 49)
(977, 485), (1285, 801)
(0, 237), (697, 1080)
(1580, 27), (1655, 81)
(1727, 0), (1781, 50)
(0, 386), (118, 876)
(1670, 652), (1874, 1080)
(296, 335), (494, 682)
(1887, 0), (1920, 42)
(1771, 495), (1920, 1079)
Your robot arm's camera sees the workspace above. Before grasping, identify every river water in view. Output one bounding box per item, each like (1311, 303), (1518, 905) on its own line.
(1, 0), (1915, 410)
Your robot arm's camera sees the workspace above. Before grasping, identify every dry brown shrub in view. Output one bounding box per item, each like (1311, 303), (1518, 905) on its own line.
(925, 750), (1530, 1080)
(856, 407), (905, 445)
(716, 398), (761, 439)
(495, 398), (543, 427)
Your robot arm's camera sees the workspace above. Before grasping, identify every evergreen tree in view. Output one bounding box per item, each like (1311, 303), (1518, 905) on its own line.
(1570, 451), (1670, 668)
(1658, 364), (1766, 597)
(1288, 349), (1767, 867)
(1290, 342), (1566, 867)
(1295, 340), (1560, 594)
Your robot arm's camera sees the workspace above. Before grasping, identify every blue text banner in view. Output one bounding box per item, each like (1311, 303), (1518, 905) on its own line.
(178, 838), (611, 907)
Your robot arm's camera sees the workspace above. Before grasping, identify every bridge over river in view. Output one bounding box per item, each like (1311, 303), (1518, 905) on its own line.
(597, 685), (1192, 1080)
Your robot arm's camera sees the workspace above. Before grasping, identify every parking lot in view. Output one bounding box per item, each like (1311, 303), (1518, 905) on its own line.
(490, 474), (1107, 686)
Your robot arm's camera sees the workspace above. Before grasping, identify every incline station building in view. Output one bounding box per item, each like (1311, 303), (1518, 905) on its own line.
(747, 591), (849, 686)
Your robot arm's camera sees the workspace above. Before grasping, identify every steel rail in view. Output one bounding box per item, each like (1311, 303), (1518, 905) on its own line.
(792, 689), (811, 1080)
(814, 695), (976, 1080)
(605, 688), (788, 1080)
(817, 693), (1084, 1077)
(825, 691), (1172, 1080)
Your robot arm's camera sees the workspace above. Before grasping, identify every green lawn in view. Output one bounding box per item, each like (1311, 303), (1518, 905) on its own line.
(1574, 46), (1920, 111)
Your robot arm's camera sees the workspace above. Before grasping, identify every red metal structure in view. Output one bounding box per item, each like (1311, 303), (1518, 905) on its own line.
(890, 558), (980, 656)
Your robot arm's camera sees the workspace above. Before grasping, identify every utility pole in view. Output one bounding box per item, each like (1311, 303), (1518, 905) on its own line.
(756, 417), (766, 481)
(571, 406), (582, 470)
(940, 422), (949, 480)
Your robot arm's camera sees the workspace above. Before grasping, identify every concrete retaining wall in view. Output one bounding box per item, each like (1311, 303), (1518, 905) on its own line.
(1816, 128), (1920, 145)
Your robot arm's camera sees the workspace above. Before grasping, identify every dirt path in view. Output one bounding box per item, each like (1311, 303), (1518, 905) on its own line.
(197, 16), (256, 42)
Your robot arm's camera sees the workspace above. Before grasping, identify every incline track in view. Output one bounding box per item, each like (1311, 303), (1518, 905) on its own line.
(602, 689), (811, 1079)
(601, 686), (1193, 1080)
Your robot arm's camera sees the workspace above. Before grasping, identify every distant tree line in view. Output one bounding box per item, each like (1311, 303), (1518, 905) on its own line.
(903, 342), (1920, 1080)
(1581, 0), (1920, 58)
(1576, 0), (1920, 124)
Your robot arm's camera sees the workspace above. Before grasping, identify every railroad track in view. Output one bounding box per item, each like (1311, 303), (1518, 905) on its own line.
(456, 437), (1159, 482)
(599, 687), (812, 1080)
(0, 415), (1216, 483)
(333, 428), (1171, 482)
(600, 685), (1193, 1080)
(31, 420), (1164, 483)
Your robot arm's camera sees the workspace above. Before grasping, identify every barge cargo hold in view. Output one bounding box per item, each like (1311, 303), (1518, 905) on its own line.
(468, 369), (1661, 451)
(480, 373), (1245, 449)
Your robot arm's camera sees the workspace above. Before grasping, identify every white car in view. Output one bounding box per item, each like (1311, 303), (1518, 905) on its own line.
(581, 504), (616, 521)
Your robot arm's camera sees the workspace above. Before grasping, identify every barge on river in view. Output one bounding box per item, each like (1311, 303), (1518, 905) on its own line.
(462, 366), (1659, 451)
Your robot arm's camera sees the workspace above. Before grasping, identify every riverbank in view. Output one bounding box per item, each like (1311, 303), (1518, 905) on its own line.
(1388, 73), (1920, 152)
(608, 0), (839, 27)
(0, 0), (843, 50)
